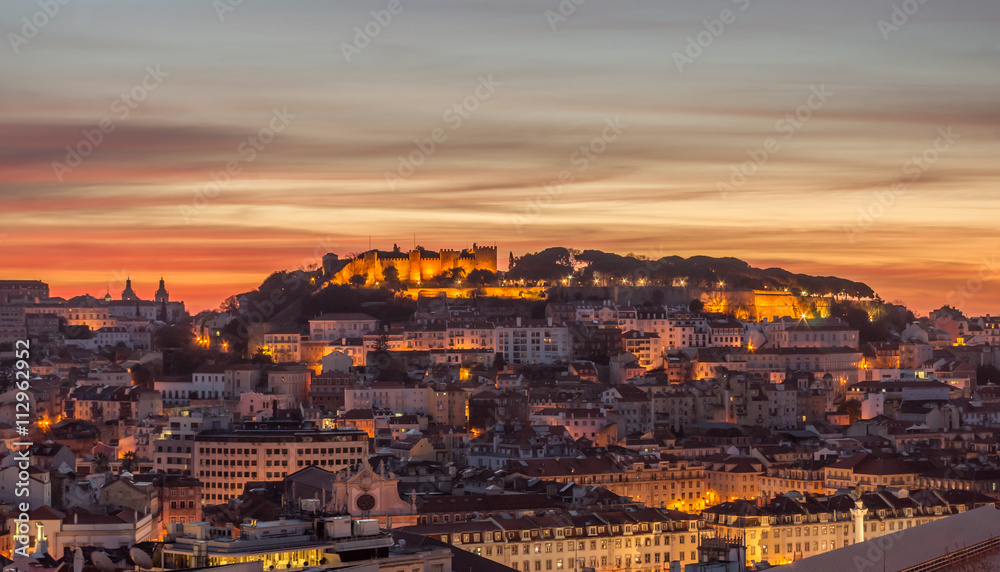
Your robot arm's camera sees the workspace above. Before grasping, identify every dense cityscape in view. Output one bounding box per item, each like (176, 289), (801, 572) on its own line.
(3, 247), (1000, 571)
(4, 0), (998, 570)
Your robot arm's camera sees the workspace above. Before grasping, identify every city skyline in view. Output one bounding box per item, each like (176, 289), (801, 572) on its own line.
(3, 0), (999, 313)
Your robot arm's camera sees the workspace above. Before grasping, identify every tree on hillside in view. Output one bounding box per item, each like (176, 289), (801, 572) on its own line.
(120, 451), (138, 473)
(219, 295), (239, 314)
(383, 266), (400, 284)
(154, 325), (192, 349)
(0, 365), (14, 393)
(131, 363), (155, 388)
(467, 269), (497, 287)
(507, 248), (574, 282)
(93, 453), (111, 473)
(837, 400), (863, 423)
(370, 333), (407, 382)
(251, 347), (273, 364)
(349, 274), (367, 288)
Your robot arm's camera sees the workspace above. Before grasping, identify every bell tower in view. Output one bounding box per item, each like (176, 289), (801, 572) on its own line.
(122, 277), (138, 301)
(154, 277), (169, 303)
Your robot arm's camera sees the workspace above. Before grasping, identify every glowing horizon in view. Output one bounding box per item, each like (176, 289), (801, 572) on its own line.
(2, 0), (998, 316)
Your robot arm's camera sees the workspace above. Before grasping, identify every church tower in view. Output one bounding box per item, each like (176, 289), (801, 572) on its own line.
(122, 277), (138, 301)
(154, 277), (169, 303)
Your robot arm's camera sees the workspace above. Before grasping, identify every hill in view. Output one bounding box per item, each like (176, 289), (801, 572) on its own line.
(507, 248), (876, 298)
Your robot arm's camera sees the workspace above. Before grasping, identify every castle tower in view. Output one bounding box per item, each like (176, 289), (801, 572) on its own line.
(122, 277), (138, 301)
(474, 245), (498, 273)
(408, 249), (424, 282)
(154, 277), (169, 303)
(439, 249), (459, 271)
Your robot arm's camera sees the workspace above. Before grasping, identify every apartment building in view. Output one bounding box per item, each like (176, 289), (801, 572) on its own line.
(495, 317), (572, 365)
(153, 411), (232, 475)
(309, 313), (379, 341)
(192, 420), (368, 503)
(510, 454), (707, 513)
(702, 488), (991, 566)
(400, 508), (707, 572)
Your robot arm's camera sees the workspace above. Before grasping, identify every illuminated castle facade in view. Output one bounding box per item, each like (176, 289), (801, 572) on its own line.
(326, 245), (497, 285)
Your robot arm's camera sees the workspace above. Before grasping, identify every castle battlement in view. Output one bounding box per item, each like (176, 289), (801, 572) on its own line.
(333, 245), (498, 286)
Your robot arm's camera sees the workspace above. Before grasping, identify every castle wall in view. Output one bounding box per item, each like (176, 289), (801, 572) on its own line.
(380, 258), (410, 283)
(331, 247), (498, 285)
(700, 290), (835, 321)
(440, 250), (459, 270)
(421, 258), (441, 282)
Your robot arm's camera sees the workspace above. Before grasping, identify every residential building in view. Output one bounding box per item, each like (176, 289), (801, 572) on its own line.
(193, 420), (368, 503)
(309, 313), (379, 341)
(494, 318), (572, 365)
(400, 508), (707, 572)
(823, 453), (919, 494)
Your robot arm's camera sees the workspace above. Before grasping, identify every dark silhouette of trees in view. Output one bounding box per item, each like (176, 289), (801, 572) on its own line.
(154, 325), (192, 349)
(467, 269), (497, 287)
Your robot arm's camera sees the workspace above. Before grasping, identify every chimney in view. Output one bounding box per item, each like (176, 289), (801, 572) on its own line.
(547, 316), (553, 327)
(516, 317), (522, 327)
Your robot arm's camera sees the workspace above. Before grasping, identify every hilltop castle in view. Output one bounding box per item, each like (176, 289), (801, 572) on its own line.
(324, 244), (497, 285)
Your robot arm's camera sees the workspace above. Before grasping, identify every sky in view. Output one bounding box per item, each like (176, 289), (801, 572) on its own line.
(1, 0), (998, 315)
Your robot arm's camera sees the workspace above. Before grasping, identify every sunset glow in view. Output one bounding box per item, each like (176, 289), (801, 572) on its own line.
(3, 0), (998, 313)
